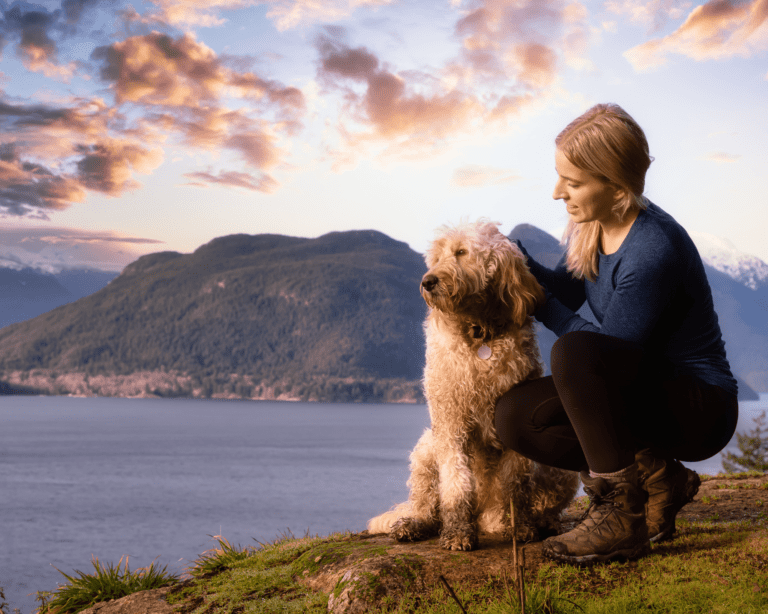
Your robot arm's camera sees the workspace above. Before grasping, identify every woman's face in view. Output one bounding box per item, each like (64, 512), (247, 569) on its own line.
(553, 149), (621, 226)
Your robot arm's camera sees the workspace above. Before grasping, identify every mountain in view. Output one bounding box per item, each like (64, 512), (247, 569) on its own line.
(508, 223), (564, 269)
(0, 267), (118, 329)
(690, 232), (768, 292)
(686, 232), (768, 393)
(0, 231), (428, 402)
(0, 226), (763, 402)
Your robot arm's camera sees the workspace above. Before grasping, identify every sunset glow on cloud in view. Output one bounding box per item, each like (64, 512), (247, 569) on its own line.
(624, 0), (768, 69)
(0, 0), (766, 268)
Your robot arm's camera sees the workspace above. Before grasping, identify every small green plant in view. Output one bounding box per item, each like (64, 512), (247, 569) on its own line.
(35, 556), (177, 614)
(188, 535), (255, 578)
(722, 411), (768, 473)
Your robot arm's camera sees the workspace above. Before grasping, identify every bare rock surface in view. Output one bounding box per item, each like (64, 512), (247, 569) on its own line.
(316, 533), (542, 614)
(77, 587), (176, 614)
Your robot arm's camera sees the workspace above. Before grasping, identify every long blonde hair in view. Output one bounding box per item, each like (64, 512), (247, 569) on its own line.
(557, 104), (653, 281)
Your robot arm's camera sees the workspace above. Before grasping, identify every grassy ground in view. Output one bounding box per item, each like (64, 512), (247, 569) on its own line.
(23, 472), (768, 614)
(161, 522), (768, 613)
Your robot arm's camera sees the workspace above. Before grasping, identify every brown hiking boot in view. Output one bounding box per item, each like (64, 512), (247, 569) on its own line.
(542, 465), (650, 565)
(636, 449), (701, 543)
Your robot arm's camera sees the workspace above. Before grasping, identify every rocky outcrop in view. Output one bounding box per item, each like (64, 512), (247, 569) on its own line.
(66, 473), (768, 614)
(77, 587), (175, 614)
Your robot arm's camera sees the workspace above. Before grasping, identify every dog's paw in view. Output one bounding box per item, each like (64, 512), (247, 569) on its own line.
(390, 517), (439, 542)
(439, 526), (478, 551)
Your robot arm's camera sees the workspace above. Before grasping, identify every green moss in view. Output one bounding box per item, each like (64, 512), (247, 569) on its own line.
(290, 537), (388, 577)
(334, 556), (425, 613)
(167, 532), (396, 614)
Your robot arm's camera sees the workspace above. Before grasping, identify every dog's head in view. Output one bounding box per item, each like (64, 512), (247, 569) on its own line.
(421, 220), (544, 328)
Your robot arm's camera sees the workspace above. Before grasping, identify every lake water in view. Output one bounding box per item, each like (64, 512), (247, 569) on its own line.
(1, 394), (766, 613)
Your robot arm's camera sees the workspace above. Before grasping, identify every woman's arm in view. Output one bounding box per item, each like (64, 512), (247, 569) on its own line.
(534, 242), (682, 343)
(515, 241), (586, 312)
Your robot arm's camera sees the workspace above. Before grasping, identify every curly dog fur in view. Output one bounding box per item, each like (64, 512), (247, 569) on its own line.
(367, 220), (578, 551)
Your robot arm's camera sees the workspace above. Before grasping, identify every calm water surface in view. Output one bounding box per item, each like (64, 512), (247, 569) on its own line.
(0, 398), (429, 613)
(0, 395), (765, 613)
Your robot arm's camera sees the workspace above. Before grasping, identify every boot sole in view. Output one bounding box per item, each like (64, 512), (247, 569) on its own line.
(649, 469), (701, 544)
(542, 540), (651, 566)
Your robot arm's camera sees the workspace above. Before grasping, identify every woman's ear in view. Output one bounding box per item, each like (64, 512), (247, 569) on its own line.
(613, 185), (627, 204)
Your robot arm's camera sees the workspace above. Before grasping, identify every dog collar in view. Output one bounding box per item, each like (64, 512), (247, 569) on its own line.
(470, 325), (492, 359)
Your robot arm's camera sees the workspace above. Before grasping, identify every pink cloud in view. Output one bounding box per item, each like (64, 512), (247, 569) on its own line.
(0, 226), (165, 272)
(605, 0), (693, 33)
(138, 0), (393, 30)
(453, 0), (579, 88)
(318, 37), (484, 147)
(0, 29), (308, 216)
(705, 151), (741, 162)
(265, 0), (394, 31)
(451, 164), (521, 187)
(183, 169), (279, 192)
(94, 33), (227, 106)
(0, 101), (160, 215)
(0, 156), (86, 215)
(74, 140), (164, 194)
(93, 32), (303, 173)
(624, 0), (768, 70)
(0, 1), (85, 79)
(316, 1), (590, 158)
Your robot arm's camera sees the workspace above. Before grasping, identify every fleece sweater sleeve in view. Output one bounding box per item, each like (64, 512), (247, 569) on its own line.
(516, 242), (586, 313)
(535, 237), (682, 343)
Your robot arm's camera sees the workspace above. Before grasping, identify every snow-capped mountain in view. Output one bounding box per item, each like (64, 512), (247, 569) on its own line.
(690, 232), (768, 291)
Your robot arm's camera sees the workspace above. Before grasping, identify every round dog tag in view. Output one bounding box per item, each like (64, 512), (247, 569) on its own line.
(478, 344), (492, 360)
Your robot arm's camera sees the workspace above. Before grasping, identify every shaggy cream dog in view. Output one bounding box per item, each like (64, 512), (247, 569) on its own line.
(368, 220), (578, 551)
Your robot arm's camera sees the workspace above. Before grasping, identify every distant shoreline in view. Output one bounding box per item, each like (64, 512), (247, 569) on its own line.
(0, 369), (426, 403)
(2, 369), (763, 403)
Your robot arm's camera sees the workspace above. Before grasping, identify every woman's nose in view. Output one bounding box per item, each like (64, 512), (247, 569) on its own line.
(552, 179), (566, 200)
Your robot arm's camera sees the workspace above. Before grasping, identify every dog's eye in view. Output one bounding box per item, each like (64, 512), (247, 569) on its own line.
(455, 249), (467, 257)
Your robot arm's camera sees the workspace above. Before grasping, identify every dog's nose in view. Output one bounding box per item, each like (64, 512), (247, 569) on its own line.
(421, 274), (438, 292)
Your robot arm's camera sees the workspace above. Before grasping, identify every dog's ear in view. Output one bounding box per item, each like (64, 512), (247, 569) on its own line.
(493, 240), (546, 327)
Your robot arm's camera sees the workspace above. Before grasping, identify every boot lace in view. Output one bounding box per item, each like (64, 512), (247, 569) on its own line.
(580, 487), (620, 524)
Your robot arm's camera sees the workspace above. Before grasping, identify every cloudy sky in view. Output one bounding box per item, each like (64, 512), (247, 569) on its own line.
(0, 0), (766, 272)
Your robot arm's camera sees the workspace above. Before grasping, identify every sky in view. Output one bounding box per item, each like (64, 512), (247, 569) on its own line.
(0, 0), (766, 272)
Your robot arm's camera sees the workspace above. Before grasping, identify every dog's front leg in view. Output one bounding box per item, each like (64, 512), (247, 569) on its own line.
(390, 428), (441, 542)
(437, 438), (478, 551)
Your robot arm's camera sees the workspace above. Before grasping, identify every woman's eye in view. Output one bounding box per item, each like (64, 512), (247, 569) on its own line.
(568, 183), (579, 188)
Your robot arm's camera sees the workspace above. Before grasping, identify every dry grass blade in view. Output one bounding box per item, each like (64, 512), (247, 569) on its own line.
(439, 575), (468, 614)
(510, 498), (527, 614)
(519, 548), (526, 614)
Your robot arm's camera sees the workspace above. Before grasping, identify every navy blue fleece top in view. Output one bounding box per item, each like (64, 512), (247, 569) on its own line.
(523, 202), (738, 396)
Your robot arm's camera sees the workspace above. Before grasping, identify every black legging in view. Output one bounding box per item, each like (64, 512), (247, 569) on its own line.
(494, 330), (739, 474)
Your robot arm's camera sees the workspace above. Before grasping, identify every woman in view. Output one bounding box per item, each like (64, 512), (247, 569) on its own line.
(495, 103), (739, 564)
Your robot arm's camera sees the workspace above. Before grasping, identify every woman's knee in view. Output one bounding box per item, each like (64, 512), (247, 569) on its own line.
(494, 377), (559, 451)
(551, 330), (643, 385)
(550, 331), (601, 380)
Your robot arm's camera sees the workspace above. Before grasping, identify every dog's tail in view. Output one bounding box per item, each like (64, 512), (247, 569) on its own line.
(366, 501), (412, 534)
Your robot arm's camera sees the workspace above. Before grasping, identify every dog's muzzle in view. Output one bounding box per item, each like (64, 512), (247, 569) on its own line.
(421, 273), (439, 293)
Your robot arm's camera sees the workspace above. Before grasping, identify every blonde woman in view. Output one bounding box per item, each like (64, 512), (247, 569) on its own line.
(495, 104), (738, 564)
